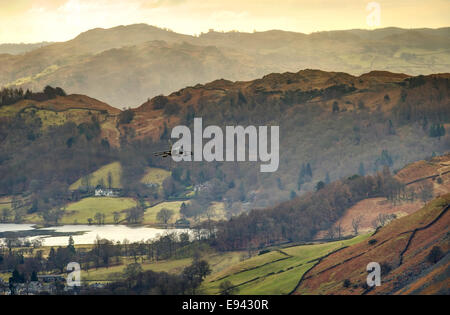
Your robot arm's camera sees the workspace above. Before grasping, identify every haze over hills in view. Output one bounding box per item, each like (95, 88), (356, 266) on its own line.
(0, 42), (53, 55)
(1, 24), (449, 108)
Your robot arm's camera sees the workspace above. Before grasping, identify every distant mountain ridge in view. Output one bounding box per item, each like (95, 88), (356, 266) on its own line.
(0, 42), (53, 55)
(1, 24), (449, 107)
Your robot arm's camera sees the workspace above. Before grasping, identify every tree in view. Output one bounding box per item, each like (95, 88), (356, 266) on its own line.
(125, 207), (144, 224)
(290, 190), (297, 200)
(332, 101), (340, 113)
(427, 246), (444, 264)
(316, 181), (325, 191)
(325, 172), (330, 184)
(113, 211), (120, 224)
(351, 215), (363, 235)
(67, 236), (76, 254)
(124, 263), (143, 279)
(156, 208), (174, 225)
(97, 178), (105, 189)
(219, 280), (239, 295)
(429, 123), (446, 139)
(182, 259), (211, 294)
(118, 109), (135, 125)
(94, 212), (105, 225)
(107, 172), (113, 189)
(306, 163), (313, 178)
(336, 223), (343, 239)
(387, 119), (395, 135)
(422, 116), (428, 131)
(30, 271), (38, 282)
(419, 182), (433, 203)
(1, 208), (12, 223)
(358, 162), (366, 176)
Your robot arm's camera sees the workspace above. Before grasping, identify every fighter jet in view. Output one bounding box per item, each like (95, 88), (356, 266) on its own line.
(153, 140), (192, 158)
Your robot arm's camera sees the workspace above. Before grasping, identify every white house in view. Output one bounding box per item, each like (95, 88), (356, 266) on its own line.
(94, 188), (120, 197)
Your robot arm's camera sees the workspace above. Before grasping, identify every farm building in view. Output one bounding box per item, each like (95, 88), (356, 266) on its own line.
(94, 188), (121, 197)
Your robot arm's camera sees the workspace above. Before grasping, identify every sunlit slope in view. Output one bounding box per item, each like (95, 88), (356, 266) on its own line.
(294, 194), (450, 295)
(202, 234), (370, 295)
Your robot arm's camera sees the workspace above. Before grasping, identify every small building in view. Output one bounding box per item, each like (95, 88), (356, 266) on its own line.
(94, 187), (121, 197)
(175, 218), (190, 228)
(37, 275), (65, 283)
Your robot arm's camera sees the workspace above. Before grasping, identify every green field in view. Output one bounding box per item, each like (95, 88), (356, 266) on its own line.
(140, 167), (171, 186)
(61, 197), (137, 224)
(69, 163), (170, 192)
(142, 201), (186, 225)
(0, 196), (12, 211)
(69, 162), (123, 190)
(202, 234), (371, 295)
(82, 257), (193, 282)
(81, 250), (243, 283)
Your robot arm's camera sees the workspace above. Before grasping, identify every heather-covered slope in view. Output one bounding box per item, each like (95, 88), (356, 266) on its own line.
(294, 194), (450, 295)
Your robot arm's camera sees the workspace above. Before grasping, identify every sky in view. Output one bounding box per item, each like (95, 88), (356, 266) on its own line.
(0, 0), (449, 44)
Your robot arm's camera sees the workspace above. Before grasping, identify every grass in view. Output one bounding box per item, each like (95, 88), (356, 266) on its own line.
(202, 234), (371, 295)
(82, 257), (193, 282)
(69, 162), (122, 190)
(206, 202), (226, 221)
(0, 196), (12, 211)
(69, 163), (170, 191)
(61, 197), (137, 224)
(142, 201), (186, 225)
(140, 167), (171, 186)
(81, 250), (243, 284)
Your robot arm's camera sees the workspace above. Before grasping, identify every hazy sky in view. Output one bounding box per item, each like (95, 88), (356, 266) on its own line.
(0, 0), (449, 43)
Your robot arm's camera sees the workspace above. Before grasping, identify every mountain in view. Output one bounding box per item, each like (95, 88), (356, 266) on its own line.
(1, 24), (449, 107)
(0, 42), (53, 55)
(314, 153), (450, 237)
(199, 192), (449, 295)
(1, 69), (448, 211)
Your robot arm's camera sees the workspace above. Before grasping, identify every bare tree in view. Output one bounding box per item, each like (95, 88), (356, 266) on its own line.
(351, 215), (364, 235)
(327, 225), (336, 240)
(113, 211), (120, 224)
(336, 222), (343, 239)
(419, 182), (433, 203)
(372, 213), (397, 229)
(107, 171), (113, 189)
(156, 208), (174, 226)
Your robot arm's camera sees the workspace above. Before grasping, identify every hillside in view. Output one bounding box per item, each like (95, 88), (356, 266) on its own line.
(294, 194), (450, 295)
(129, 69), (450, 210)
(201, 234), (370, 295)
(315, 154), (450, 237)
(1, 24), (449, 107)
(0, 42), (53, 55)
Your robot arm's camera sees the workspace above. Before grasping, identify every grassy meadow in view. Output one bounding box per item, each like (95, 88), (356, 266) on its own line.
(61, 197), (137, 224)
(142, 201), (185, 225)
(201, 234), (371, 295)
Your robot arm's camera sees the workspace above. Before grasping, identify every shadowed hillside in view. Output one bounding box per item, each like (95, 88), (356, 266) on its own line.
(1, 70), (449, 220)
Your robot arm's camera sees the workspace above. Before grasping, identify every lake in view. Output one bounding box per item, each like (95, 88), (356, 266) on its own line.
(0, 224), (190, 247)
